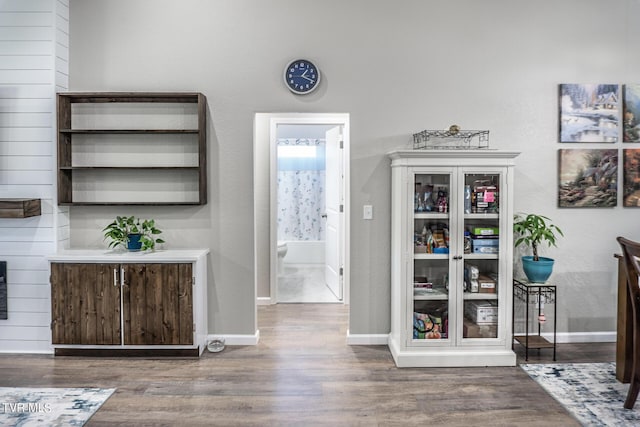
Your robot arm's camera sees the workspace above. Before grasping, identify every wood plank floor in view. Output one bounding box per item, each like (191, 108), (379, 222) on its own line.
(0, 303), (615, 426)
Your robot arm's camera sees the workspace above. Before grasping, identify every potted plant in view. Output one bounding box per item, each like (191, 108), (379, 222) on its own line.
(103, 216), (165, 251)
(513, 213), (564, 283)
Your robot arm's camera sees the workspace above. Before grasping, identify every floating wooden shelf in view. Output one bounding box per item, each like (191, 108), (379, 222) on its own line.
(0, 199), (41, 218)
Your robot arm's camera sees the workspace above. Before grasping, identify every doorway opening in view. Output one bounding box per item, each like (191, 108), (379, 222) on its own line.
(276, 124), (337, 302)
(253, 113), (350, 306)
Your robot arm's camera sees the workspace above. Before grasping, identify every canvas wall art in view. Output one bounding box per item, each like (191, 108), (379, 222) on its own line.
(623, 149), (640, 206)
(559, 84), (619, 143)
(624, 84), (640, 142)
(558, 149), (617, 207)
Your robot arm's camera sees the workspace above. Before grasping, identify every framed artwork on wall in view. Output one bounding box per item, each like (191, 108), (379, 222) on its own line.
(558, 148), (617, 207)
(624, 84), (640, 142)
(623, 149), (640, 206)
(559, 84), (619, 143)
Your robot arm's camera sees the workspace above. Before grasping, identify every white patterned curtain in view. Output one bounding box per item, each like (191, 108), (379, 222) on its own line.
(277, 139), (325, 241)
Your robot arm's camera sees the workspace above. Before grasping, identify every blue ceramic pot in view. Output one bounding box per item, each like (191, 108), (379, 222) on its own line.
(522, 256), (554, 283)
(127, 233), (142, 251)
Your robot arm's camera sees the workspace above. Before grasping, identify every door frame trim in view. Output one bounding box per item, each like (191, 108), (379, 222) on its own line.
(253, 113), (350, 305)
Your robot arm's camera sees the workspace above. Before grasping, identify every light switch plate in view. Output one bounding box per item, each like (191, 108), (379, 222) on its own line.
(363, 205), (373, 220)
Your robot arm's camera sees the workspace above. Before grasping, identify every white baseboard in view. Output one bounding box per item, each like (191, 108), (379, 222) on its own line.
(346, 330), (389, 346)
(257, 297), (272, 306)
(538, 331), (616, 343)
(207, 331), (260, 346)
(345, 331), (615, 346)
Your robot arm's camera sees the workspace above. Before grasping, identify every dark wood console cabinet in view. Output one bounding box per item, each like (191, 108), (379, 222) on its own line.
(50, 263), (193, 347)
(47, 249), (209, 356)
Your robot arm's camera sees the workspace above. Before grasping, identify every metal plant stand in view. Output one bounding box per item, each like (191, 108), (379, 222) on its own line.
(513, 279), (557, 361)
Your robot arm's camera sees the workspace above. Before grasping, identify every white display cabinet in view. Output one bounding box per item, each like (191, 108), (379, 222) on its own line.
(388, 149), (519, 367)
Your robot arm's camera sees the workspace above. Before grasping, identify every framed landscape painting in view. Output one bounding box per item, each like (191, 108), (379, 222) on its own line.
(558, 149), (617, 207)
(623, 149), (640, 206)
(624, 84), (640, 142)
(559, 84), (619, 143)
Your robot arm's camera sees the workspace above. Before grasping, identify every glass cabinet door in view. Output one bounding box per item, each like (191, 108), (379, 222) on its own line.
(411, 171), (452, 342)
(461, 172), (501, 340)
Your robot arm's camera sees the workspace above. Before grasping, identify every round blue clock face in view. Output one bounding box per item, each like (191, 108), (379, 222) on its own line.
(284, 59), (320, 94)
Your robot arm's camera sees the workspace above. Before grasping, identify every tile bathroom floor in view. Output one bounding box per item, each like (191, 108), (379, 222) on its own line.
(277, 263), (340, 303)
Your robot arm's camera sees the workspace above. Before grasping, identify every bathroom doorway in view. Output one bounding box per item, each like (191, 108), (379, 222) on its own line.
(253, 113), (350, 306)
(276, 123), (338, 303)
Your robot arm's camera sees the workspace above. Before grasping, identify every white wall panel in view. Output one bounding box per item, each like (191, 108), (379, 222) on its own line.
(0, 140), (52, 154)
(55, 71), (67, 88)
(0, 185), (53, 198)
(1, 56), (53, 71)
(0, 312), (49, 327)
(1, 0), (52, 12)
(0, 41), (52, 55)
(0, 85), (53, 99)
(0, 255), (48, 271)
(0, 170), (53, 185)
(0, 98), (52, 113)
(0, 112), (51, 127)
(56, 0), (69, 19)
(0, 326), (50, 341)
(55, 28), (68, 47)
(0, 12), (52, 26)
(0, 227), (54, 243)
(55, 56), (68, 76)
(0, 27), (53, 41)
(5, 298), (49, 313)
(5, 272), (49, 285)
(0, 155), (51, 170)
(0, 214), (52, 230)
(0, 70), (54, 85)
(0, 0), (58, 353)
(0, 242), (54, 256)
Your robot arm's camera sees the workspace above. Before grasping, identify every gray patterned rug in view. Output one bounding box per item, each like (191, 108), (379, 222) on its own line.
(0, 387), (115, 426)
(521, 362), (640, 426)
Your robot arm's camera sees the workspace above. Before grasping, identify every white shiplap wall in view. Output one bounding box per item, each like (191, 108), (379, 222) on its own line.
(0, 0), (69, 353)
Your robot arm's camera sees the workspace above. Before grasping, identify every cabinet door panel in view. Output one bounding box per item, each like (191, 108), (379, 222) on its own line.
(51, 263), (120, 345)
(123, 263), (193, 345)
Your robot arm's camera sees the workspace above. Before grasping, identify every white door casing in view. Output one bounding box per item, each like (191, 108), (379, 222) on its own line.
(256, 113), (350, 305)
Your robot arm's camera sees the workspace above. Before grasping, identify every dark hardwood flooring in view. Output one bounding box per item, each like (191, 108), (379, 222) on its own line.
(0, 304), (616, 426)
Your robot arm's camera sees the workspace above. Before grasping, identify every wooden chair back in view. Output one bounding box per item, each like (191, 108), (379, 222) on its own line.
(616, 236), (640, 409)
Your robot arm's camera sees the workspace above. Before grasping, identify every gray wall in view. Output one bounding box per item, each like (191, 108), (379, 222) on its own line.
(69, 0), (640, 338)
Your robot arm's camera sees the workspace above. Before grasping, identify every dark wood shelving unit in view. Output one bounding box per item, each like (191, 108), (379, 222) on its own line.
(56, 92), (207, 206)
(0, 198), (41, 218)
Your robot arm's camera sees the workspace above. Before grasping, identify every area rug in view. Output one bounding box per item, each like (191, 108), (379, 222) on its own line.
(0, 387), (115, 426)
(521, 362), (640, 426)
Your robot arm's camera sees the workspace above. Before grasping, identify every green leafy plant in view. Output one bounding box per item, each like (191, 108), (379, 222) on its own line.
(102, 216), (165, 251)
(513, 213), (563, 261)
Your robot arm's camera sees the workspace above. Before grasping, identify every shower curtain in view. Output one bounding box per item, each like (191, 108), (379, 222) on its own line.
(277, 138), (325, 241)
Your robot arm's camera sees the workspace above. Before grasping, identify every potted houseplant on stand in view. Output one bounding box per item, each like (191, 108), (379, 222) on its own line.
(513, 213), (564, 283)
(103, 216), (165, 251)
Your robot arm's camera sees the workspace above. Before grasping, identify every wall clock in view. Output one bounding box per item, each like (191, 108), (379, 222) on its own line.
(284, 59), (320, 95)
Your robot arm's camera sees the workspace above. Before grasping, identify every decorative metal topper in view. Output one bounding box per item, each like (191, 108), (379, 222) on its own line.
(413, 125), (490, 150)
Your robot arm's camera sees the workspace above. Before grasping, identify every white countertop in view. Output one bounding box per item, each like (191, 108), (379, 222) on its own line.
(47, 249), (210, 263)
